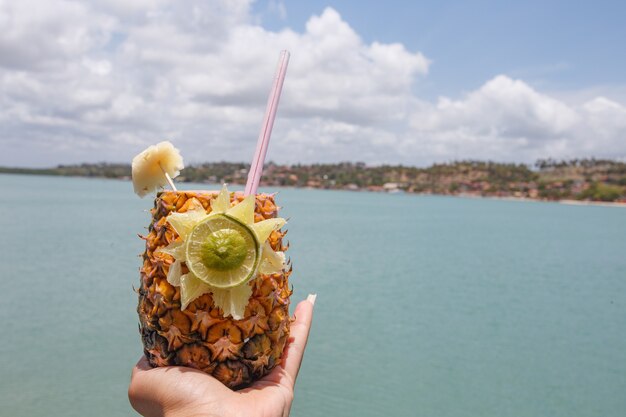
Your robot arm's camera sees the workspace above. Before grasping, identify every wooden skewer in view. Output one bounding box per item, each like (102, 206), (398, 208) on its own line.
(159, 162), (177, 191)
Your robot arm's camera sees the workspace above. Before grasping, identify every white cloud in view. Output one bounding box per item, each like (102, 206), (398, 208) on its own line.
(419, 76), (578, 139)
(0, 0), (115, 71)
(0, 0), (624, 167)
(407, 76), (626, 163)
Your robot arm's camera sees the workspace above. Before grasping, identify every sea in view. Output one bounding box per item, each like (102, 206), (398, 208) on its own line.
(0, 173), (625, 417)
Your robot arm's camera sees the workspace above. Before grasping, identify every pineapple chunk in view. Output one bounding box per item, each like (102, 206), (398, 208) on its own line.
(132, 141), (184, 197)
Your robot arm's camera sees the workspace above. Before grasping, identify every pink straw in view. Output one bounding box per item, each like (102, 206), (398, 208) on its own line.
(244, 50), (290, 196)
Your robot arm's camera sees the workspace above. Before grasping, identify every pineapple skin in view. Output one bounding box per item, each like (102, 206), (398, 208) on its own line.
(137, 191), (292, 389)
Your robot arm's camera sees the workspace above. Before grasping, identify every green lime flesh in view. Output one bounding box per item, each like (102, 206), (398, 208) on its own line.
(185, 214), (260, 289)
(200, 229), (247, 271)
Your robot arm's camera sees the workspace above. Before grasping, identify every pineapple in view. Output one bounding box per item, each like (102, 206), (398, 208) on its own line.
(137, 189), (292, 388)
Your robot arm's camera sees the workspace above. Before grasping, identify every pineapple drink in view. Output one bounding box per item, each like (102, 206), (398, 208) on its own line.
(137, 187), (291, 388)
(132, 143), (291, 389)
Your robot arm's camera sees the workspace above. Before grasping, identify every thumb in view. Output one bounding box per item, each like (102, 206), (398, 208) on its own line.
(282, 294), (316, 385)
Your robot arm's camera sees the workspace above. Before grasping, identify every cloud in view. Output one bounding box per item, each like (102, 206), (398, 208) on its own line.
(0, 1), (115, 71)
(407, 76), (626, 163)
(0, 0), (624, 167)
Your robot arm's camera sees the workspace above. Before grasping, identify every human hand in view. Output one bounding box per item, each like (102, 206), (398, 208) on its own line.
(128, 294), (316, 417)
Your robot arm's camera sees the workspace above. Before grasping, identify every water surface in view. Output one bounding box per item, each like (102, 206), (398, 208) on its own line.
(0, 174), (624, 416)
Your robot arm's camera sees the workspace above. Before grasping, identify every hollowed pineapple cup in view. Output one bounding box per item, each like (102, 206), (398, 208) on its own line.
(137, 190), (292, 388)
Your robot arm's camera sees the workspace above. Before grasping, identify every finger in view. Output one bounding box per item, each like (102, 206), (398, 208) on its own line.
(282, 294), (316, 386)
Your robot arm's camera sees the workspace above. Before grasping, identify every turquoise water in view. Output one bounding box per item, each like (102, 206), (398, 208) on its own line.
(0, 173), (625, 417)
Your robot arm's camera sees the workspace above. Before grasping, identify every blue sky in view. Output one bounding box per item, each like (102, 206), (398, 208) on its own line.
(1, 0), (625, 167)
(254, 0), (626, 98)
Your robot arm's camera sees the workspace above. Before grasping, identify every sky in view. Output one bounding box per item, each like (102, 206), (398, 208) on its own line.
(1, 0), (625, 167)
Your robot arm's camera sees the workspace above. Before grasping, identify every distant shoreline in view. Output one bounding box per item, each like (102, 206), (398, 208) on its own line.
(558, 199), (626, 208)
(453, 192), (626, 208)
(3, 170), (625, 208)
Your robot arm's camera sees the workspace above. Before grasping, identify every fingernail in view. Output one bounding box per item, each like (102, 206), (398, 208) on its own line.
(307, 293), (317, 305)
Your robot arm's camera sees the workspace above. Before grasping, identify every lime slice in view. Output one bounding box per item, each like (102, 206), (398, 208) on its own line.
(185, 214), (260, 289)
